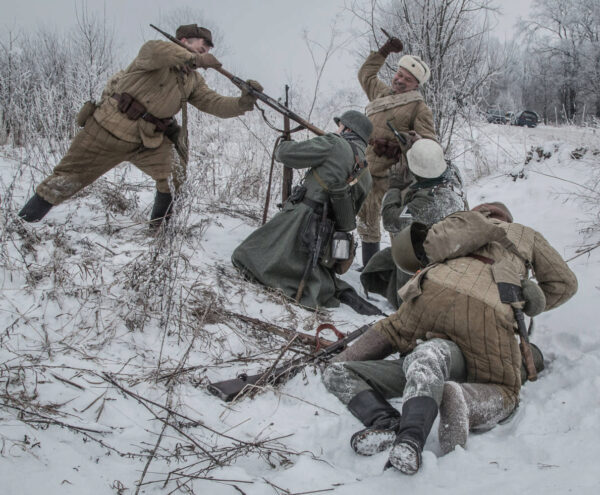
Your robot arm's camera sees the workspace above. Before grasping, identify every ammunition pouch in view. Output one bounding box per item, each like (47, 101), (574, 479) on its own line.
(289, 185), (307, 204)
(76, 100), (97, 127)
(329, 183), (356, 232)
(112, 93), (172, 133)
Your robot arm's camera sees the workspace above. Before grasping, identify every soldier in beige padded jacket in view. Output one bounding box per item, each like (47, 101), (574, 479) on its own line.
(356, 35), (437, 266)
(323, 203), (577, 475)
(19, 24), (261, 226)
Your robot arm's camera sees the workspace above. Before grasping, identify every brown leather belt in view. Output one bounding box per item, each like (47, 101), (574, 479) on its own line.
(112, 93), (173, 133)
(468, 253), (495, 265)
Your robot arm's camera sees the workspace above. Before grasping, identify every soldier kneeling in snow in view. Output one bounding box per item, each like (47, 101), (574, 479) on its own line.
(322, 203), (577, 474)
(232, 111), (379, 314)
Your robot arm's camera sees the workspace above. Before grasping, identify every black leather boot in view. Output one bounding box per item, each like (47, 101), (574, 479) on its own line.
(18, 193), (53, 222)
(361, 241), (380, 268)
(348, 389), (402, 456)
(149, 191), (174, 229)
(387, 396), (438, 474)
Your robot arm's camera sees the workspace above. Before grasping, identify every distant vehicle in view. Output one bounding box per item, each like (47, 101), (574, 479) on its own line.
(486, 109), (507, 124)
(511, 110), (539, 128)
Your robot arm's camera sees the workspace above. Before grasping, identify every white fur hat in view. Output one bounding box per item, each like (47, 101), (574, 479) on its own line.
(406, 139), (446, 179)
(398, 55), (431, 84)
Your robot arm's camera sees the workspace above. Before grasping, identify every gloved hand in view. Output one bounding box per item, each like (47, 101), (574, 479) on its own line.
(521, 279), (546, 317)
(194, 53), (222, 70)
(378, 36), (404, 57)
(369, 137), (390, 157)
(164, 119), (181, 144)
(244, 79), (264, 94)
(407, 130), (422, 146)
(239, 79), (264, 108)
(384, 141), (401, 160)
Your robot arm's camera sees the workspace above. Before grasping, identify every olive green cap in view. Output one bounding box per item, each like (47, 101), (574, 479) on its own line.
(176, 24), (214, 47)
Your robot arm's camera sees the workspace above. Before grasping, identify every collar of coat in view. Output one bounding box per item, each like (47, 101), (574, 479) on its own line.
(365, 90), (424, 118)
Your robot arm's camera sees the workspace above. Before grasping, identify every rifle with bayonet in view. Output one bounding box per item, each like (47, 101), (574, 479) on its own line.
(207, 321), (374, 402)
(150, 24), (325, 136)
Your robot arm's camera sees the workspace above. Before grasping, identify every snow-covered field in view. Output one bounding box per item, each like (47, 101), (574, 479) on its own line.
(1, 122), (599, 494)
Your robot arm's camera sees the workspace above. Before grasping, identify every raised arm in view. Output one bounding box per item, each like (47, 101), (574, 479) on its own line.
(358, 52), (392, 102)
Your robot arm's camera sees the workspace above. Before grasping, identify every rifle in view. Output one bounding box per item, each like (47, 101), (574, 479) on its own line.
(295, 201), (333, 302)
(207, 322), (374, 402)
(149, 24), (325, 136)
(281, 84), (293, 204)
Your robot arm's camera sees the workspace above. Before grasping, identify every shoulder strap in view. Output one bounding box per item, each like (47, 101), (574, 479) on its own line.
(408, 100), (423, 131)
(346, 140), (369, 186)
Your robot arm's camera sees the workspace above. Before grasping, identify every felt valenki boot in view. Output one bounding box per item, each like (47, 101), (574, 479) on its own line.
(387, 396), (438, 474)
(348, 389), (402, 456)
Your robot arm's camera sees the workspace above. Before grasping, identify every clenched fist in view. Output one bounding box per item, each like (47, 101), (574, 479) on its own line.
(379, 37), (404, 57)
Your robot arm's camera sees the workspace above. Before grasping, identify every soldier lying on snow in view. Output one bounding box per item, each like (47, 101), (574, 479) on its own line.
(322, 202), (577, 474)
(232, 111), (382, 315)
(19, 23), (262, 228)
(360, 138), (468, 308)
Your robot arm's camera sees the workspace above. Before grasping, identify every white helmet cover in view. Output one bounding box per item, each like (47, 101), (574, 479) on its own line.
(406, 139), (447, 179)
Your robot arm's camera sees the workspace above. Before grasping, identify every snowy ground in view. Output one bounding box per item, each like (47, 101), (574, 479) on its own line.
(0, 122), (599, 494)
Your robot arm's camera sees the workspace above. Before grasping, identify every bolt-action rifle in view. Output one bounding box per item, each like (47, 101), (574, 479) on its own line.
(150, 24), (325, 136)
(207, 321), (374, 402)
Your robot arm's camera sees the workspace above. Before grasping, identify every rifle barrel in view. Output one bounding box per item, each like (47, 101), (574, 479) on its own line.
(149, 24), (325, 136)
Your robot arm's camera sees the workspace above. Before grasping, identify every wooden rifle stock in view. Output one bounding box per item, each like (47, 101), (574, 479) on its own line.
(207, 322), (374, 402)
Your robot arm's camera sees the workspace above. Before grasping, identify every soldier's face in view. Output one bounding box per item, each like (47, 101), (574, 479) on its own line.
(182, 37), (212, 54)
(392, 68), (419, 93)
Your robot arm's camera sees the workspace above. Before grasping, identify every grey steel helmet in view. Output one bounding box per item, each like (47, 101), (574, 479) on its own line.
(333, 110), (373, 145)
(391, 221), (429, 274)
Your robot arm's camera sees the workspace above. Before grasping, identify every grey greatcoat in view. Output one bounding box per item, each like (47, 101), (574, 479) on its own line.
(232, 133), (372, 309)
(360, 164), (467, 308)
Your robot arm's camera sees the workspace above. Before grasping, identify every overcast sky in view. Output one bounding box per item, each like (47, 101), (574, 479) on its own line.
(2, 0), (533, 99)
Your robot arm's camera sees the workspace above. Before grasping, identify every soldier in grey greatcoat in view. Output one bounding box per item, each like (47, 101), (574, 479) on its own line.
(232, 111), (377, 314)
(19, 24), (262, 227)
(360, 139), (468, 308)
(323, 202), (577, 475)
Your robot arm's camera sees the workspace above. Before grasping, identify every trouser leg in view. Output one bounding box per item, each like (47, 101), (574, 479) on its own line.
(36, 118), (131, 205)
(438, 382), (517, 455)
(357, 176), (387, 244)
(130, 139), (177, 195)
(402, 338), (466, 405)
(322, 359), (406, 456)
(387, 339), (466, 474)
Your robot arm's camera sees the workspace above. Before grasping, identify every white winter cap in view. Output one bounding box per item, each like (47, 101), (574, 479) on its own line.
(398, 55), (431, 84)
(406, 139), (447, 179)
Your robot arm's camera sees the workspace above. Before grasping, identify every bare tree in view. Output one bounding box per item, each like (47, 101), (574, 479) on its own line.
(346, 0), (504, 152)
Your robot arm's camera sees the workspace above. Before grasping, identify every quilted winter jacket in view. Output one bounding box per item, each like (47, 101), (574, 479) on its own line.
(358, 51), (436, 178)
(375, 211), (578, 400)
(94, 41), (253, 148)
